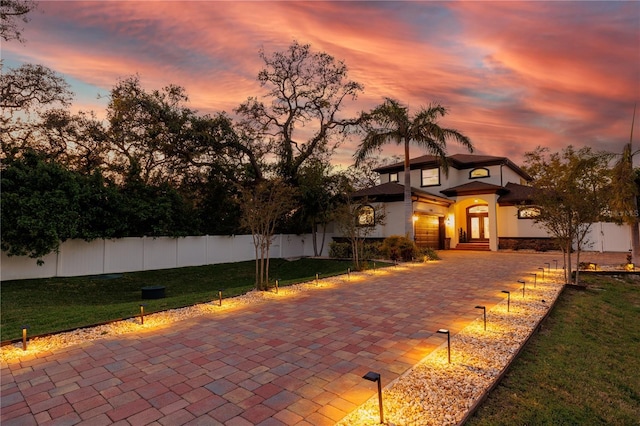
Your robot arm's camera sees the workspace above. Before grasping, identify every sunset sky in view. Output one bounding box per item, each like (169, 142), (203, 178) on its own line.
(4, 0), (639, 167)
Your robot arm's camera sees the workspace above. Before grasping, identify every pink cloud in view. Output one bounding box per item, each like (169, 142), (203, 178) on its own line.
(5, 1), (637, 167)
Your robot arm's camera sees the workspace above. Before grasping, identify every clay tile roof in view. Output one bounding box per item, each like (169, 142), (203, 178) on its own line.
(497, 182), (540, 205)
(440, 181), (507, 197)
(351, 182), (453, 205)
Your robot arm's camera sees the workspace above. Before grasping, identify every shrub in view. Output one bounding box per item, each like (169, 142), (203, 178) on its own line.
(329, 240), (381, 261)
(380, 235), (417, 262)
(419, 247), (440, 261)
(329, 241), (351, 259)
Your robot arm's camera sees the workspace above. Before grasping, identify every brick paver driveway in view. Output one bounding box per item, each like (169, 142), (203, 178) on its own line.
(2, 251), (561, 425)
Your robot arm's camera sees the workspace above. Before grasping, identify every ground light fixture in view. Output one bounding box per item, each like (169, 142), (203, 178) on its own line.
(315, 273), (320, 286)
(218, 290), (223, 306)
(530, 272), (537, 287)
(436, 329), (451, 363)
(275, 279), (279, 294)
(22, 325), (29, 351)
(139, 304), (146, 325)
(518, 279), (526, 297)
(544, 262), (551, 273)
(538, 267), (545, 281)
(348, 267), (351, 281)
(554, 259), (558, 270)
(475, 305), (487, 330)
(501, 290), (511, 312)
(362, 371), (384, 424)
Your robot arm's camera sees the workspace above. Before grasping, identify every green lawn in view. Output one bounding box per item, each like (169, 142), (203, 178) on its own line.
(1, 258), (366, 342)
(466, 274), (640, 425)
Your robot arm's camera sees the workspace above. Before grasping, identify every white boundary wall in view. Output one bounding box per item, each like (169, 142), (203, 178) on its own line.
(1, 234), (328, 281)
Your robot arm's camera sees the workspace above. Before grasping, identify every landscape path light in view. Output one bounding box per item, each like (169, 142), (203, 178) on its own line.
(544, 262), (551, 273)
(275, 279), (279, 294)
(22, 325), (29, 351)
(348, 267), (351, 281)
(475, 305), (487, 330)
(140, 304), (146, 325)
(518, 279), (526, 297)
(501, 290), (511, 312)
(554, 259), (558, 270)
(315, 272), (319, 286)
(530, 273), (537, 287)
(436, 329), (451, 363)
(218, 290), (223, 306)
(362, 371), (384, 424)
(538, 267), (545, 281)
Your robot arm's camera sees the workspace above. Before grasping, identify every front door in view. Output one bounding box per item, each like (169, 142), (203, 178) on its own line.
(467, 205), (489, 241)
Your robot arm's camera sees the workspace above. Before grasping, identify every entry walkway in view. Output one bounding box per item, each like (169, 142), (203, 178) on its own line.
(2, 251), (561, 425)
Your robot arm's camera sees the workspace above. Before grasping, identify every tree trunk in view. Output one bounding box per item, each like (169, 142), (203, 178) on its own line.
(312, 222), (319, 256)
(403, 138), (413, 241)
(632, 216), (640, 265)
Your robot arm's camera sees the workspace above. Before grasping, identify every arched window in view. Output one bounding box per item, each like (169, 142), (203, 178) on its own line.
(469, 167), (490, 179)
(357, 205), (375, 226)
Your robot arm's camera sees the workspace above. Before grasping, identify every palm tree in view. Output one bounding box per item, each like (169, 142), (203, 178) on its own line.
(354, 98), (473, 240)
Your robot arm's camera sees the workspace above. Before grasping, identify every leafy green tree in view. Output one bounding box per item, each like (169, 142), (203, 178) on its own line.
(236, 41), (363, 185)
(355, 98), (473, 240)
(1, 151), (84, 263)
(523, 146), (610, 284)
(295, 159), (351, 256)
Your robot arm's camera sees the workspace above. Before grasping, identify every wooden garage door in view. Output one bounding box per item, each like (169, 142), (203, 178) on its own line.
(414, 214), (441, 249)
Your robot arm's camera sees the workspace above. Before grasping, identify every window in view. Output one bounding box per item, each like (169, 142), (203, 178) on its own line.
(469, 167), (490, 179)
(389, 172), (399, 183)
(421, 168), (440, 186)
(518, 207), (541, 219)
(357, 205), (375, 226)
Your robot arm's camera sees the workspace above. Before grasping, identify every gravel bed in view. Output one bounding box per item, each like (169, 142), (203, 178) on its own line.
(336, 272), (564, 426)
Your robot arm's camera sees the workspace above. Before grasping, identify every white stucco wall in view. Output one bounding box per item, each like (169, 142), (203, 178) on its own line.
(497, 206), (549, 238)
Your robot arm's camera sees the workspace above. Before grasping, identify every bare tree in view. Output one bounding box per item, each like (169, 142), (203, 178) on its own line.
(1, 0), (37, 42)
(239, 179), (298, 290)
(236, 41), (363, 185)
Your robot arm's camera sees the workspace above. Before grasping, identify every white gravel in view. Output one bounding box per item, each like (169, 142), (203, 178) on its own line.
(336, 271), (564, 426)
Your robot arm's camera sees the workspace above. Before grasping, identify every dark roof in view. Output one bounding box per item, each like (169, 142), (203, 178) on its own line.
(497, 182), (539, 206)
(374, 153), (531, 181)
(440, 181), (508, 197)
(351, 182), (453, 206)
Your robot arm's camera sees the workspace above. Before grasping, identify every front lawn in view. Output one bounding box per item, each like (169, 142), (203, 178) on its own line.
(466, 273), (640, 425)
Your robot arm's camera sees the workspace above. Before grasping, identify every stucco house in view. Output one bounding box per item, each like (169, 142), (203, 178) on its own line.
(348, 154), (551, 251)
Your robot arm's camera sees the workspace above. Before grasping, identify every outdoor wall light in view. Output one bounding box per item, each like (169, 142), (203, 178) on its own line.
(218, 290), (223, 306)
(538, 267), (545, 281)
(518, 279), (526, 297)
(22, 325), (29, 351)
(139, 304), (146, 325)
(501, 290), (511, 312)
(436, 329), (451, 363)
(475, 305), (487, 330)
(362, 371), (384, 424)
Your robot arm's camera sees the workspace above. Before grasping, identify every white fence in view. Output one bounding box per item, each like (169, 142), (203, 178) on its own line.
(0, 234), (330, 281)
